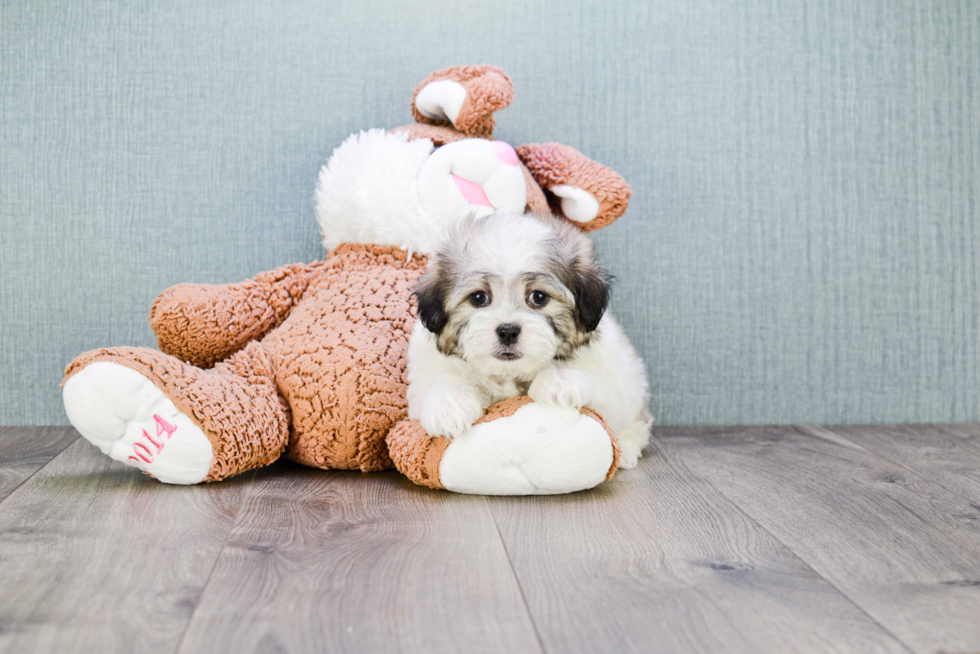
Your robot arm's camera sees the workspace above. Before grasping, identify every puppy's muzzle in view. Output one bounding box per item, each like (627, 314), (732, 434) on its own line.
(496, 323), (521, 346)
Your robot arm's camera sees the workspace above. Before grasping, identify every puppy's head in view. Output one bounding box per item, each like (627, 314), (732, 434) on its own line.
(415, 211), (611, 376)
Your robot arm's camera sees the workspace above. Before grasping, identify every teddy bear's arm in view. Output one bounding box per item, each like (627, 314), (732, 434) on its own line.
(516, 143), (632, 232)
(411, 65), (514, 138)
(149, 262), (325, 368)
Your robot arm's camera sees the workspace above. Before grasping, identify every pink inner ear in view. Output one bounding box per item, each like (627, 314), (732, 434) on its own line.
(452, 174), (493, 207)
(491, 141), (520, 167)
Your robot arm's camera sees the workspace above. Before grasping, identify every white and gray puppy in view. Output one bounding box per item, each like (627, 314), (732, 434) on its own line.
(406, 211), (652, 468)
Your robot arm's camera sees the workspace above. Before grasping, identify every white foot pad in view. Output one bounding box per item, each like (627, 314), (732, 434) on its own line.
(63, 362), (213, 484)
(438, 403), (614, 495)
(415, 79), (467, 124)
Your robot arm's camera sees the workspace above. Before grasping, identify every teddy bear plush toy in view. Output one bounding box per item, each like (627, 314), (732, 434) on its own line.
(62, 65), (634, 495)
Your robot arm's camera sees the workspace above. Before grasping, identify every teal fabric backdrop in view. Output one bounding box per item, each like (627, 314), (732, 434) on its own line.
(1, 0), (978, 426)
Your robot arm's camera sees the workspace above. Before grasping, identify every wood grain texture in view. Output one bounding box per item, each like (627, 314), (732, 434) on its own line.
(488, 440), (908, 654)
(0, 437), (252, 654)
(800, 424), (980, 505)
(657, 425), (980, 654)
(176, 463), (542, 654)
(0, 427), (75, 502)
(6, 424), (980, 653)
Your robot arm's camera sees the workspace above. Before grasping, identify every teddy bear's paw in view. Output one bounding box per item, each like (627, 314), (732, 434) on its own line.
(439, 402), (615, 495)
(63, 362), (213, 484)
(415, 80), (467, 127)
(412, 65), (514, 137)
(549, 185), (602, 223)
(515, 142), (631, 232)
(420, 386), (484, 440)
(528, 368), (593, 409)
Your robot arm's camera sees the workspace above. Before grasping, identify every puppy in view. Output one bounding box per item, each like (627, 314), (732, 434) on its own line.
(407, 211), (652, 468)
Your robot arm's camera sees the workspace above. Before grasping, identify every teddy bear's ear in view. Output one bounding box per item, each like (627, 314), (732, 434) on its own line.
(411, 66), (514, 139)
(516, 143), (631, 232)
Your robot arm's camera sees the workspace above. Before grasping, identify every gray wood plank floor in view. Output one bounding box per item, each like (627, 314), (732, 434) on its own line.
(1, 424), (978, 654)
(656, 425), (980, 654)
(0, 427), (75, 502)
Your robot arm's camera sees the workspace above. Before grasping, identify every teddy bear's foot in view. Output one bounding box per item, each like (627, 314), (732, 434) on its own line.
(63, 362), (213, 484)
(63, 343), (290, 483)
(388, 397), (620, 496)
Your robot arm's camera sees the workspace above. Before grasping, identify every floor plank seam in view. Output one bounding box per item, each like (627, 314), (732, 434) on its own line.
(485, 496), (548, 654)
(170, 469), (259, 654)
(648, 433), (917, 654)
(793, 425), (978, 505)
(0, 429), (77, 510)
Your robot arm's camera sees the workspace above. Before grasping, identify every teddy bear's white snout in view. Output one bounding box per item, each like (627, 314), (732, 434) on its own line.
(417, 138), (527, 226)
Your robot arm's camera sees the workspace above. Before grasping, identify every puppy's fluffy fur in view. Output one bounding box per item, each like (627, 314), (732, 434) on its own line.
(407, 211), (652, 468)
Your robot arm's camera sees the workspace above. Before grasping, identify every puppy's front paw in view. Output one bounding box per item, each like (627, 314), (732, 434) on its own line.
(420, 388), (484, 440)
(528, 368), (593, 409)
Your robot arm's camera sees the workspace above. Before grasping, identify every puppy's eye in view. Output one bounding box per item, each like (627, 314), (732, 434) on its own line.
(469, 291), (491, 308)
(527, 290), (550, 308)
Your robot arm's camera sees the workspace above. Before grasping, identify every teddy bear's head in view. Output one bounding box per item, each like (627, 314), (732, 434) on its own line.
(316, 65), (631, 255)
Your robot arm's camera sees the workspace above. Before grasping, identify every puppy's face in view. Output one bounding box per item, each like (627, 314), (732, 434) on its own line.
(415, 212), (610, 377)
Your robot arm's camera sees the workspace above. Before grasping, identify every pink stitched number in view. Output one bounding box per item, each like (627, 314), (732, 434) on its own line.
(144, 428), (164, 452)
(133, 442), (155, 463)
(154, 415), (177, 439)
(129, 416), (177, 466)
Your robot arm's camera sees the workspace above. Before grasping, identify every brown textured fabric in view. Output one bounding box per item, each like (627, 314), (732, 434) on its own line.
(516, 143), (632, 232)
(391, 123), (470, 146)
(150, 262), (326, 369)
(579, 407), (621, 481)
(411, 65), (514, 138)
(65, 243), (425, 481)
(63, 342), (289, 482)
(473, 395), (535, 424)
(522, 167), (551, 216)
(263, 244), (426, 472)
(385, 421), (451, 490)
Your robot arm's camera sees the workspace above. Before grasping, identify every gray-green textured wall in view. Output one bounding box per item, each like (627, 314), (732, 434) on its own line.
(2, 0), (978, 426)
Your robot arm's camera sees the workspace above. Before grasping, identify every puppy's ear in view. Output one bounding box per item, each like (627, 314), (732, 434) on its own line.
(414, 270), (449, 334)
(571, 264), (611, 333)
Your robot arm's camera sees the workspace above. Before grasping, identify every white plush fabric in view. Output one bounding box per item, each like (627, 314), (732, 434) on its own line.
(438, 402), (614, 495)
(414, 79), (467, 124)
(417, 138), (526, 226)
(63, 362), (213, 484)
(317, 130), (529, 255)
(550, 184), (601, 223)
(316, 129), (444, 254)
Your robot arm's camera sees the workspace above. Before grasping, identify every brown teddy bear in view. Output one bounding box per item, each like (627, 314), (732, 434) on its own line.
(62, 65), (633, 495)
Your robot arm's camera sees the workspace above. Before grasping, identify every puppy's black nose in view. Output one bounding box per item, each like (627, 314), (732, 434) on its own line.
(496, 323), (521, 345)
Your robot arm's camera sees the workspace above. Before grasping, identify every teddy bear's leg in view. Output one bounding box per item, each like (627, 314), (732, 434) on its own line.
(62, 342), (288, 484)
(412, 65), (514, 138)
(387, 397), (621, 495)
